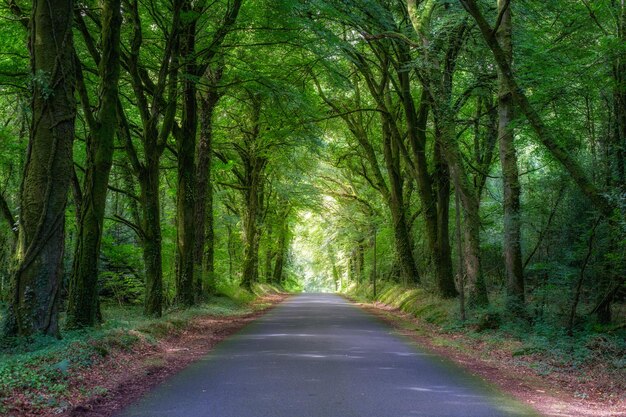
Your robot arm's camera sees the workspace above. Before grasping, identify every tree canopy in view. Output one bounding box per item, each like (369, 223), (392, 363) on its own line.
(0, 0), (624, 343)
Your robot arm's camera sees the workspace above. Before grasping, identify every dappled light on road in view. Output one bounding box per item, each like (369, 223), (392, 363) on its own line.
(115, 294), (535, 417)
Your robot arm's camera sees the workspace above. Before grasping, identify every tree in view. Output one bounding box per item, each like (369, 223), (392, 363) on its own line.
(3, 0), (76, 337)
(188, 0), (243, 298)
(495, 0), (525, 311)
(459, 0), (613, 216)
(120, 0), (183, 317)
(66, 0), (123, 328)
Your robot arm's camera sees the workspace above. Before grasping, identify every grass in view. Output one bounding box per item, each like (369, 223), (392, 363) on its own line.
(0, 283), (287, 414)
(346, 281), (456, 326)
(343, 282), (626, 372)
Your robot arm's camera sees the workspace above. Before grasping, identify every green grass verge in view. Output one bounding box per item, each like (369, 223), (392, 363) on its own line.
(343, 282), (626, 371)
(0, 283), (286, 414)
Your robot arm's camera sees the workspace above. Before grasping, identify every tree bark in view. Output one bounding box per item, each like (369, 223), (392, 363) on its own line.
(264, 222), (274, 281)
(140, 153), (163, 317)
(174, 0), (197, 306)
(3, 0), (76, 337)
(382, 119), (420, 286)
(496, 0), (525, 311)
(239, 99), (265, 291)
(356, 239), (365, 284)
(272, 214), (288, 284)
(66, 0), (122, 328)
(241, 178), (261, 290)
(194, 90), (219, 295)
(192, 0), (242, 295)
(124, 0), (181, 317)
(436, 118), (489, 307)
(434, 143), (456, 297)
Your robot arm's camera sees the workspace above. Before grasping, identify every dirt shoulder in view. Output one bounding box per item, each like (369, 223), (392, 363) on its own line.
(3, 293), (288, 417)
(352, 299), (625, 417)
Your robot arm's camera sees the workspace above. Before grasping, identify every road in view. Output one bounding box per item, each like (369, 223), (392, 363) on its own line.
(115, 294), (536, 417)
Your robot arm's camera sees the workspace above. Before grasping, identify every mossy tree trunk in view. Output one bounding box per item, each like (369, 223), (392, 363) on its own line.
(123, 0), (181, 317)
(272, 204), (290, 285)
(3, 0), (76, 337)
(397, 53), (456, 296)
(174, 0), (198, 307)
(382, 118), (420, 286)
(434, 143), (455, 297)
(496, 0), (525, 311)
(195, 89), (219, 295)
(239, 98), (265, 291)
(408, 7), (489, 306)
(66, 0), (122, 329)
(191, 0), (242, 297)
(436, 117), (489, 307)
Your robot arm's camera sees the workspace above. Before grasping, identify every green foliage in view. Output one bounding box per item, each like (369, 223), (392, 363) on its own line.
(0, 0), (624, 389)
(345, 282), (454, 326)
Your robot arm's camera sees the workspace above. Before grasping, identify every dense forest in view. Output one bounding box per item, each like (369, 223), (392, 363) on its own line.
(0, 0), (624, 348)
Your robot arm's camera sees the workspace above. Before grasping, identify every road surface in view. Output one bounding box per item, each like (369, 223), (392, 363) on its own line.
(115, 294), (536, 417)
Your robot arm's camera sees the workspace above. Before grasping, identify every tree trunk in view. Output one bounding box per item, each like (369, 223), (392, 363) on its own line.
(496, 0), (525, 311)
(3, 0), (76, 338)
(434, 143), (456, 297)
(455, 187), (466, 322)
(239, 99), (265, 291)
(204, 178), (215, 287)
(382, 119), (420, 286)
(140, 154), (163, 317)
(437, 118), (488, 307)
(123, 0), (180, 317)
(227, 224), (233, 282)
(194, 93), (218, 295)
(264, 222), (274, 282)
(66, 0), (122, 328)
(371, 227), (377, 297)
(174, 1), (197, 306)
(241, 175), (261, 290)
(273, 219), (287, 284)
(398, 64), (454, 295)
(347, 256), (354, 283)
(356, 239), (365, 284)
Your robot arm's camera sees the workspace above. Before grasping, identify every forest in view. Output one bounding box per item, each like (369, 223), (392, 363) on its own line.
(0, 0), (624, 414)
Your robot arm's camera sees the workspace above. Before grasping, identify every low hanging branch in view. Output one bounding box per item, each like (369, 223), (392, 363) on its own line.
(108, 215), (145, 240)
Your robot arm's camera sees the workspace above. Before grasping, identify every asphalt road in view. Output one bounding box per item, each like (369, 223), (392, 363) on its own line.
(115, 294), (536, 417)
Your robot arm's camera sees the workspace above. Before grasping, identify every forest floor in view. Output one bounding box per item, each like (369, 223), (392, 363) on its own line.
(351, 298), (626, 417)
(0, 292), (288, 417)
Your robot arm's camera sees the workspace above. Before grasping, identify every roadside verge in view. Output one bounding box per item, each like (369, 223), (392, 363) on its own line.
(1, 291), (288, 417)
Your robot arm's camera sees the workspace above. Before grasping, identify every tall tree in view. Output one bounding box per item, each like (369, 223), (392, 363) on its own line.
(174, 0), (199, 306)
(66, 0), (123, 328)
(406, 2), (489, 306)
(495, 0), (525, 310)
(192, 0), (243, 297)
(3, 0), (76, 337)
(459, 0), (613, 216)
(238, 95), (266, 290)
(122, 0), (182, 317)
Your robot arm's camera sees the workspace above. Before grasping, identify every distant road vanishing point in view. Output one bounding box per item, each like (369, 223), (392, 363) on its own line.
(115, 293), (537, 417)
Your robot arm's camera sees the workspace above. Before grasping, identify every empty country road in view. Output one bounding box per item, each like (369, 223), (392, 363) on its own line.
(115, 294), (537, 417)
